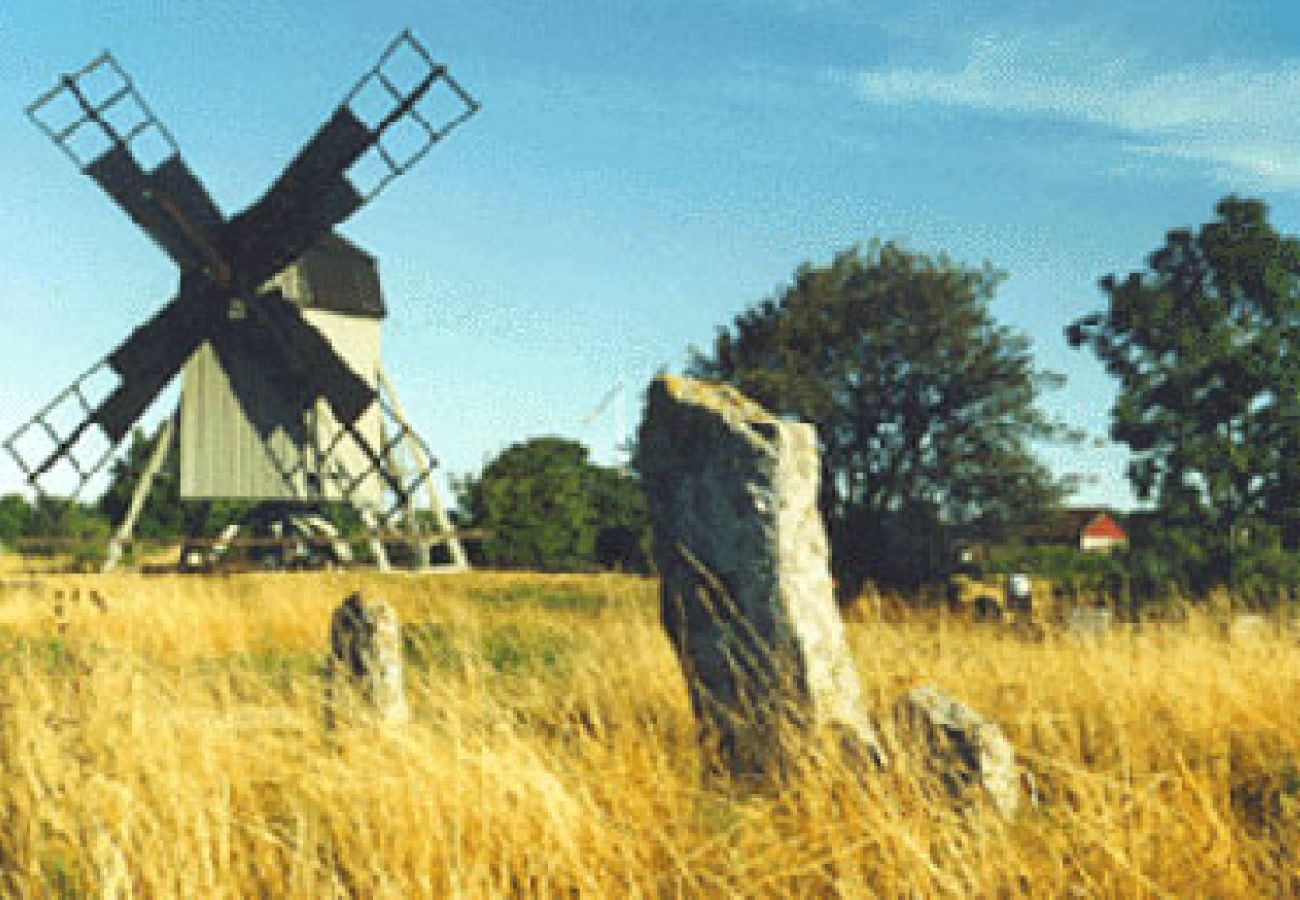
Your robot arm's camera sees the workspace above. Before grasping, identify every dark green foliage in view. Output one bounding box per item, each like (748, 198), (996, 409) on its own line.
(0, 493), (108, 566)
(454, 438), (595, 570)
(0, 494), (31, 545)
(454, 437), (651, 573)
(21, 496), (110, 567)
(690, 240), (1070, 592)
(984, 544), (1126, 595)
(587, 464), (652, 572)
(1070, 197), (1300, 594)
(98, 424), (185, 539)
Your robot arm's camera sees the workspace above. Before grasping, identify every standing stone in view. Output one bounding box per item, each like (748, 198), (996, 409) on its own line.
(894, 685), (1020, 819)
(636, 375), (886, 780)
(325, 591), (409, 727)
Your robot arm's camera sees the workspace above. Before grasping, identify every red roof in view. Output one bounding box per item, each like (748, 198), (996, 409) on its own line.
(1083, 513), (1127, 541)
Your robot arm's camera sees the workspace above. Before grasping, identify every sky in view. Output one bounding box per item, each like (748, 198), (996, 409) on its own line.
(2, 0), (1300, 513)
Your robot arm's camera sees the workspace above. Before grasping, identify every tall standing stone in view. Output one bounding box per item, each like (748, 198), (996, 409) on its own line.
(325, 591), (409, 727)
(636, 375), (886, 779)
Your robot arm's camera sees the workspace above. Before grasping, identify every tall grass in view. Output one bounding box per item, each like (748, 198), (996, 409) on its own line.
(0, 570), (1295, 896)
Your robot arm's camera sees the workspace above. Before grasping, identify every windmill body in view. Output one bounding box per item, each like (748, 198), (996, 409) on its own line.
(180, 232), (385, 507)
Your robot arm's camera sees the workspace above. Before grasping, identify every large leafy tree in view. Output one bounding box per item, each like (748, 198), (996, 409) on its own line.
(454, 437), (651, 572)
(1069, 196), (1300, 590)
(690, 240), (1069, 590)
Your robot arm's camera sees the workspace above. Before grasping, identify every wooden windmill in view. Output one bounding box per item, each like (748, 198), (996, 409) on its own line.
(5, 31), (476, 571)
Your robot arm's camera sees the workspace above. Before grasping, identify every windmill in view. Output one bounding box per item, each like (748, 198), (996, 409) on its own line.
(4, 30), (477, 571)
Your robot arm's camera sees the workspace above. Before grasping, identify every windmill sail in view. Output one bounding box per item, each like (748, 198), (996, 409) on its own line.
(224, 29), (478, 289)
(28, 52), (228, 276)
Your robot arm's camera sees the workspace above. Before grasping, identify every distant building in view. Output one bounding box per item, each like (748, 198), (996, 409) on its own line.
(1078, 512), (1129, 553)
(1025, 508), (1130, 554)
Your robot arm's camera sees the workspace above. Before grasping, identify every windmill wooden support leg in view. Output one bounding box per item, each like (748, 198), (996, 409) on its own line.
(211, 522), (240, 566)
(286, 511), (354, 566)
(376, 366), (469, 571)
(359, 507), (391, 572)
(376, 413), (426, 571)
(103, 413), (177, 573)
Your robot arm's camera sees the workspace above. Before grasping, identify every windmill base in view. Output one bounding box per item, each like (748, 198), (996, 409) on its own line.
(100, 404), (468, 574)
(169, 501), (467, 574)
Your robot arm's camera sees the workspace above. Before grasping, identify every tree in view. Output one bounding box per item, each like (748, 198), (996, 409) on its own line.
(588, 465), (652, 572)
(25, 495), (110, 567)
(1069, 197), (1300, 592)
(0, 494), (31, 545)
(690, 240), (1071, 591)
(454, 437), (651, 572)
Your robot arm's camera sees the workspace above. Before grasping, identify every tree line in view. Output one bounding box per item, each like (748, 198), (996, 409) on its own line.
(5, 195), (1297, 601)
(403, 194), (1300, 601)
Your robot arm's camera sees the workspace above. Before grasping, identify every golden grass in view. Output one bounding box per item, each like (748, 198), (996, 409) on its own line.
(0, 569), (1296, 896)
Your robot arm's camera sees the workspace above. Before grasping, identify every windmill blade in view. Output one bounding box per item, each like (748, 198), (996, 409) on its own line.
(222, 29), (479, 288)
(28, 52), (228, 276)
(313, 392), (440, 521)
(99, 280), (223, 439)
(249, 288), (377, 427)
(582, 378), (627, 426)
(5, 360), (121, 498)
(4, 282), (223, 496)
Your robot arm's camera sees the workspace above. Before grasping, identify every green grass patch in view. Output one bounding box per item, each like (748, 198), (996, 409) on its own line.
(239, 648), (324, 697)
(481, 623), (572, 677)
(401, 621), (463, 674)
(468, 583), (608, 615)
(0, 629), (82, 677)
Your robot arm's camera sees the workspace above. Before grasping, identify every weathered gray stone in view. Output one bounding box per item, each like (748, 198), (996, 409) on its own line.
(636, 375), (885, 780)
(894, 684), (1019, 819)
(325, 591), (409, 727)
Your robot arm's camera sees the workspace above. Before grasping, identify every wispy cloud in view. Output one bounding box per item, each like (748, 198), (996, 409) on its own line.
(849, 28), (1300, 189)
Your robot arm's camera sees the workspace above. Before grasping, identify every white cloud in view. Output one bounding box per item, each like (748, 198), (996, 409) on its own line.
(850, 29), (1300, 189)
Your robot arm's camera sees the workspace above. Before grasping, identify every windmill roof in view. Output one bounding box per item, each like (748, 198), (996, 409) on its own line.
(290, 231), (386, 319)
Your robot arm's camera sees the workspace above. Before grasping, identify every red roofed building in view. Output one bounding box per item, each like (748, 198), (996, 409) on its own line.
(1078, 512), (1128, 553)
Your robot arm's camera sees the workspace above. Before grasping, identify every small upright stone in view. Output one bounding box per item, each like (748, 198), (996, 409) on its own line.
(1067, 606), (1112, 640)
(894, 685), (1020, 819)
(325, 591), (409, 727)
(636, 375), (885, 780)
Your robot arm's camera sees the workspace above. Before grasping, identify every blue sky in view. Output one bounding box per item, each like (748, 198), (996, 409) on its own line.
(2, 0), (1299, 511)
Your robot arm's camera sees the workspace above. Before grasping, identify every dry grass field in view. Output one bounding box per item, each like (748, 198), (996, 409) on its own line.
(0, 567), (1296, 896)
